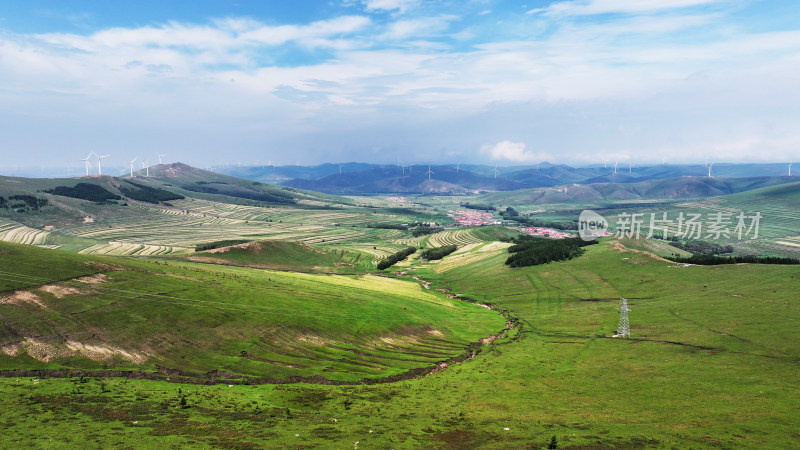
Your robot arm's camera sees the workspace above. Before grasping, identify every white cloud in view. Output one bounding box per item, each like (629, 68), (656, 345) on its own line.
(528, 0), (722, 16)
(241, 15), (371, 46)
(483, 141), (544, 162)
(363, 0), (418, 14)
(381, 15), (458, 40)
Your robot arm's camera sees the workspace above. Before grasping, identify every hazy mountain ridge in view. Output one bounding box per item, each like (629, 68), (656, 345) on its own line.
(213, 162), (798, 194)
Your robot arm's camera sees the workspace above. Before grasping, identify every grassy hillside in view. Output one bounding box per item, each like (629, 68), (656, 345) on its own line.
(478, 175), (797, 205)
(183, 240), (377, 273)
(0, 242), (504, 382)
(623, 180), (800, 257)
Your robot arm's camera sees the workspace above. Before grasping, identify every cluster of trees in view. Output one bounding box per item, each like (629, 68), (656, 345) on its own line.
(195, 239), (251, 251)
(667, 255), (799, 265)
(420, 244), (457, 260)
(498, 207), (578, 230)
(366, 223), (408, 230)
(460, 203), (495, 211)
(0, 195), (48, 212)
(665, 237), (734, 255)
(377, 246), (417, 270)
(505, 236), (597, 268)
(119, 181), (184, 204)
(46, 183), (120, 203)
(184, 183), (296, 204)
(412, 226), (443, 237)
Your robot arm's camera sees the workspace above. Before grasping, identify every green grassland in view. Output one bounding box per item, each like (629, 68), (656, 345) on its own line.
(1, 236), (798, 448)
(182, 240), (379, 273)
(0, 170), (798, 448)
(0, 242), (505, 383)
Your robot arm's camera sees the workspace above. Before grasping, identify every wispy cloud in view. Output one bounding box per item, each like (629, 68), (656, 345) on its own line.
(362, 0), (418, 14)
(0, 1), (798, 167)
(483, 141), (543, 162)
(528, 0), (723, 16)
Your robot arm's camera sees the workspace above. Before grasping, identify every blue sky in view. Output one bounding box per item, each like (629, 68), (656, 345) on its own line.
(1, 0), (799, 171)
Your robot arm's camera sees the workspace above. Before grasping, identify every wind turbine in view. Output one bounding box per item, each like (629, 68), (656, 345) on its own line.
(158, 153), (167, 164)
(128, 157), (137, 177)
(613, 161), (618, 175)
(80, 153), (93, 176)
(493, 166), (501, 179)
(604, 159), (608, 169)
(426, 165), (434, 180)
(456, 162), (460, 173)
(338, 164), (343, 175)
(789, 162), (793, 176)
(408, 164), (414, 174)
(141, 160), (150, 177)
(629, 162), (634, 174)
(705, 161), (713, 178)
(96, 154), (109, 175)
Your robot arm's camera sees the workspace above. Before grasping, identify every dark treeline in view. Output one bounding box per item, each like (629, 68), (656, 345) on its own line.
(120, 181), (184, 204)
(420, 245), (457, 260)
(0, 195), (48, 211)
(366, 223), (408, 230)
(664, 237), (734, 256)
(499, 207), (578, 230)
(377, 247), (416, 270)
(183, 184), (296, 204)
(460, 203), (495, 211)
(46, 183), (120, 203)
(506, 236), (597, 268)
(667, 255), (800, 265)
(412, 226), (442, 237)
(195, 239), (251, 251)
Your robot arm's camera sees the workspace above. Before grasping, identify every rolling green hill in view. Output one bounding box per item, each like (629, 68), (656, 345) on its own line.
(0, 241), (504, 382)
(183, 240), (376, 273)
(478, 175), (798, 205)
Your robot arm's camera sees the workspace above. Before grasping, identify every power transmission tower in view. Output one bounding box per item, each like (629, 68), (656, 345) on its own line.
(616, 297), (631, 338)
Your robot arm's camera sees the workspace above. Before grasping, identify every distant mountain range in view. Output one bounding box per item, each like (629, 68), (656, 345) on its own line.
(218, 162), (798, 195)
(478, 176), (798, 205)
(2, 163), (796, 220)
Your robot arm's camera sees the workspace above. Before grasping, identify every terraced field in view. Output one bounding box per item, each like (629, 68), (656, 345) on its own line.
(0, 219), (50, 245)
(396, 228), (484, 248)
(78, 242), (189, 256)
(31, 199), (378, 254)
(325, 244), (399, 263)
(432, 241), (513, 273)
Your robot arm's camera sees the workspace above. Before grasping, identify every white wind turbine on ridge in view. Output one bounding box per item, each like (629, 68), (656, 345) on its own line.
(95, 153), (110, 175)
(80, 153), (93, 176)
(128, 157), (137, 177)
